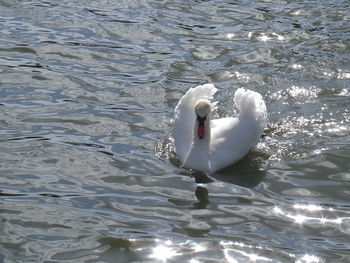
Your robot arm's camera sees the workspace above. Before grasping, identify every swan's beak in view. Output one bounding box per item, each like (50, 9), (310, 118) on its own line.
(197, 115), (206, 139)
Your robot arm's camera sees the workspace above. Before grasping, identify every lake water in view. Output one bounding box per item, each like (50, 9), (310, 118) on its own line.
(0, 0), (349, 262)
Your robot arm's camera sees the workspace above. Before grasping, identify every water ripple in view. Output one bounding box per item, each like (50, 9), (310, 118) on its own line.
(1, 0), (349, 262)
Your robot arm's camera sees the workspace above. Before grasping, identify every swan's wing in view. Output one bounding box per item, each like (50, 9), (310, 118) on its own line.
(173, 84), (217, 162)
(234, 88), (267, 127)
(209, 89), (267, 172)
(210, 117), (256, 172)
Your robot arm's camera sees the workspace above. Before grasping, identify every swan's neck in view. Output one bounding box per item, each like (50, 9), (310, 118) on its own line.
(193, 115), (211, 148)
(182, 115), (211, 172)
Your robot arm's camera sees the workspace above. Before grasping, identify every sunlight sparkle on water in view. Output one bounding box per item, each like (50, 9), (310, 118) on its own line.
(224, 248), (272, 262)
(192, 243), (206, 252)
(293, 214), (306, 224)
(272, 32), (284, 41)
(296, 254), (321, 263)
(292, 63), (303, 69)
(221, 241), (274, 262)
(294, 204), (323, 212)
(224, 249), (239, 263)
(273, 204), (346, 226)
(338, 72), (350, 79)
(226, 33), (235, 39)
(259, 34), (270, 42)
(273, 206), (283, 215)
(150, 240), (179, 262)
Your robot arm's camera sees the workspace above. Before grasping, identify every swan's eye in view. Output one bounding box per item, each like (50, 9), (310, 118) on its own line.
(197, 115), (207, 122)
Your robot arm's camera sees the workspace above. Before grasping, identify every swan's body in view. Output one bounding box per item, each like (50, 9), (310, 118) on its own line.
(173, 83), (267, 174)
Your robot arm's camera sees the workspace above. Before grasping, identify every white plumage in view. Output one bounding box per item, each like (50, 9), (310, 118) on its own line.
(173, 83), (267, 174)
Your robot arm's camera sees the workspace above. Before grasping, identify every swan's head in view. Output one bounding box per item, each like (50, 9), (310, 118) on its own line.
(195, 99), (211, 118)
(194, 100), (211, 140)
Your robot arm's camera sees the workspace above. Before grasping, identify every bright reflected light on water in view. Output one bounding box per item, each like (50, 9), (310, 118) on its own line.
(221, 241), (273, 262)
(334, 217), (343, 224)
(339, 88), (349, 96)
(145, 239), (327, 263)
(221, 240), (324, 263)
(296, 254), (322, 263)
(293, 204), (323, 212)
(338, 72), (350, 79)
(224, 249), (239, 263)
(225, 248), (269, 263)
(292, 214), (307, 224)
(259, 34), (270, 42)
(191, 242), (206, 252)
(322, 70), (350, 80)
(288, 85), (320, 99)
(291, 63), (303, 69)
(148, 240), (209, 262)
(226, 33), (235, 39)
(272, 32), (285, 41)
(247, 32), (284, 42)
(273, 204), (348, 225)
(150, 240), (179, 262)
(273, 206), (283, 215)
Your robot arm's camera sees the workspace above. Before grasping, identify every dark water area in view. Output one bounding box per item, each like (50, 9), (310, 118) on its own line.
(0, 0), (349, 262)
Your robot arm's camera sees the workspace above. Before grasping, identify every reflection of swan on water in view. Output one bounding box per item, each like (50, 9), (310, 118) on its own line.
(191, 151), (267, 188)
(173, 84), (267, 175)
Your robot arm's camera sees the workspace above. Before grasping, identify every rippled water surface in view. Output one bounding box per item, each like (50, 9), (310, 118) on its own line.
(1, 0), (349, 262)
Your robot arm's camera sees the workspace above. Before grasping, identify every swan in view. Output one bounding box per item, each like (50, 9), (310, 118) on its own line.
(173, 83), (267, 174)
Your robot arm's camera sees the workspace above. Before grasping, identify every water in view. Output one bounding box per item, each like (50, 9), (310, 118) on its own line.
(0, 0), (349, 262)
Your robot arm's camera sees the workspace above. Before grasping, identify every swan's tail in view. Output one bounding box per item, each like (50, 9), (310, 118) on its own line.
(234, 88), (267, 125)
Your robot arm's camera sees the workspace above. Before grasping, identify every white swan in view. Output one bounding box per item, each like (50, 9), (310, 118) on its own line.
(173, 83), (267, 174)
